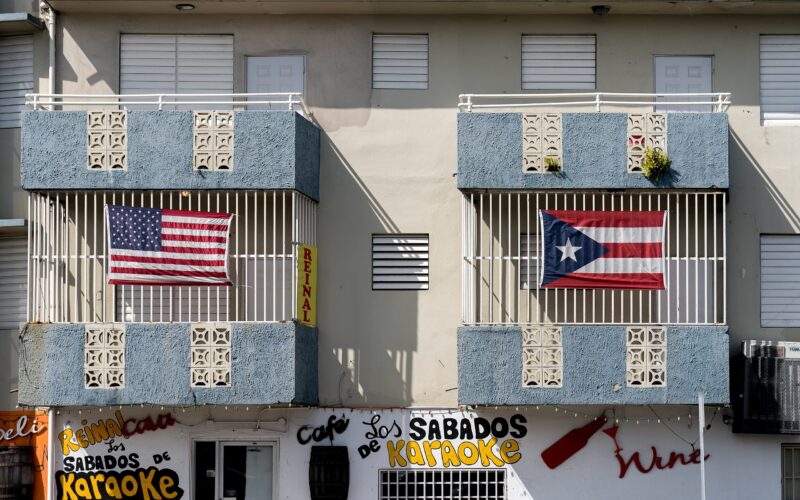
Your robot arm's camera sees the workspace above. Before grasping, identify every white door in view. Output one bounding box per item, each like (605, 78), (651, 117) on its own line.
(654, 56), (713, 112)
(246, 56), (305, 110)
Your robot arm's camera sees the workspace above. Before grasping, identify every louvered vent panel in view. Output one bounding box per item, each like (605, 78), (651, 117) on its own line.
(0, 236), (26, 329)
(522, 35), (596, 90)
(372, 234), (429, 290)
(760, 35), (800, 124)
(761, 235), (800, 327)
(0, 35), (33, 128)
(372, 34), (428, 90)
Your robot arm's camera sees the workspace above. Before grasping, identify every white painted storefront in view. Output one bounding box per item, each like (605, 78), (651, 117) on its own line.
(51, 406), (800, 500)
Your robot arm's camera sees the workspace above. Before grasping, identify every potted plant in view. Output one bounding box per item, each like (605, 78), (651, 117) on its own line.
(641, 148), (671, 184)
(544, 156), (561, 173)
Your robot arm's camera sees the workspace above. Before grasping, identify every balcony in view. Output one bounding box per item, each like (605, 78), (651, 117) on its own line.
(457, 92), (730, 190)
(17, 189), (319, 407)
(457, 191), (729, 406)
(20, 93), (320, 199)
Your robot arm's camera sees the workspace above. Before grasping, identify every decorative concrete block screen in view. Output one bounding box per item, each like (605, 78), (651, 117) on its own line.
(84, 324), (125, 388)
(191, 323), (232, 387)
(522, 113), (562, 173)
(626, 326), (667, 388)
(522, 326), (563, 387)
(627, 113), (666, 173)
(193, 111), (234, 170)
(87, 110), (128, 170)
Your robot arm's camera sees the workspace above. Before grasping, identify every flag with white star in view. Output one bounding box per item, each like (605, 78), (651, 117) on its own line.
(539, 210), (666, 289)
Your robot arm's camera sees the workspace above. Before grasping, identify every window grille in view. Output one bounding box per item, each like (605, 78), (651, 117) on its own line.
(28, 190), (316, 323)
(372, 34), (429, 90)
(462, 191), (726, 325)
(379, 469), (506, 500)
(84, 324), (125, 389)
(372, 234), (429, 290)
(522, 35), (596, 91)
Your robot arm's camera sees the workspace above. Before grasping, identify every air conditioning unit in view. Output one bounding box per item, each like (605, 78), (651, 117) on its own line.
(734, 340), (800, 434)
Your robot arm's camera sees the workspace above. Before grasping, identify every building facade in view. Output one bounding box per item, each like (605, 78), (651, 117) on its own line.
(3, 0), (800, 499)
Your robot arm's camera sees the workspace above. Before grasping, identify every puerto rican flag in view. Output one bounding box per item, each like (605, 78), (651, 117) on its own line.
(106, 205), (233, 286)
(539, 210), (666, 290)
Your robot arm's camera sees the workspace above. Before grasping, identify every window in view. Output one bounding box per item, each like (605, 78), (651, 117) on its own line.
(194, 441), (276, 500)
(0, 236), (26, 329)
(84, 324), (125, 389)
(760, 235), (800, 327)
(784, 444), (800, 499)
(372, 234), (429, 290)
(654, 56), (713, 112)
(372, 34), (429, 90)
(0, 35), (33, 128)
(760, 35), (800, 125)
(246, 55), (305, 109)
(521, 35), (595, 90)
(626, 326), (666, 388)
(120, 34), (233, 103)
(379, 469), (506, 500)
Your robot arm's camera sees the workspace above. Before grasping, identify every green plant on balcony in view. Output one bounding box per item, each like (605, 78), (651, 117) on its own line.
(641, 148), (671, 183)
(544, 155), (561, 173)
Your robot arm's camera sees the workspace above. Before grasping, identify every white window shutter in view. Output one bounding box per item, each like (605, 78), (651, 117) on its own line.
(120, 34), (233, 101)
(372, 34), (429, 90)
(522, 35), (596, 90)
(761, 235), (800, 327)
(760, 35), (800, 125)
(0, 236), (27, 329)
(0, 35), (33, 128)
(372, 235), (429, 290)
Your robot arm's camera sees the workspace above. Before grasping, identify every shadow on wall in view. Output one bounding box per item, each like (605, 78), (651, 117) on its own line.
(727, 128), (800, 345)
(316, 133), (418, 407)
(0, 329), (20, 408)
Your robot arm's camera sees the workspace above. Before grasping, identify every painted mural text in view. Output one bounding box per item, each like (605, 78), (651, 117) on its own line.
(297, 414), (349, 445)
(60, 412), (177, 456)
(56, 467), (183, 500)
(604, 426), (711, 478)
(63, 454), (140, 473)
(0, 414), (46, 442)
(357, 414), (402, 459)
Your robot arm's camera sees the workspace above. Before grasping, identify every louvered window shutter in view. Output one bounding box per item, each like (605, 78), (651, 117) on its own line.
(120, 34), (233, 99)
(0, 35), (33, 128)
(522, 35), (596, 90)
(372, 235), (430, 290)
(761, 235), (800, 326)
(0, 236), (27, 329)
(372, 34), (429, 90)
(760, 35), (800, 125)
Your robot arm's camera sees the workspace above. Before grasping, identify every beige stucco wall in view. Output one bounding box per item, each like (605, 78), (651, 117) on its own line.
(46, 13), (800, 407)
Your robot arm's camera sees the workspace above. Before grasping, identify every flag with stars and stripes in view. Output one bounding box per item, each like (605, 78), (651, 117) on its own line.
(539, 210), (667, 290)
(105, 204), (233, 286)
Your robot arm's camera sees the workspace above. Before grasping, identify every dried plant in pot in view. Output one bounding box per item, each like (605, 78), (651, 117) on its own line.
(641, 148), (671, 184)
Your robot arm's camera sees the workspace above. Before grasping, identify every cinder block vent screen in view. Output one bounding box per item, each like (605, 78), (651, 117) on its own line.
(372, 34), (429, 90)
(522, 35), (596, 91)
(379, 469), (506, 500)
(372, 234), (429, 290)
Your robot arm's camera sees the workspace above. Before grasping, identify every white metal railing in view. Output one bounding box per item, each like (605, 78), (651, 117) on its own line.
(25, 93), (311, 115)
(461, 191), (726, 326)
(458, 92), (732, 112)
(28, 190), (317, 324)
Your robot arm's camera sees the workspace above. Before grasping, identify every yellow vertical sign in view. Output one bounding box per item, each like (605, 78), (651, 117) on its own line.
(297, 244), (317, 326)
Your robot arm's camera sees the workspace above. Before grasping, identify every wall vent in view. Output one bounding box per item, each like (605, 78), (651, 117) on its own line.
(372, 234), (429, 290)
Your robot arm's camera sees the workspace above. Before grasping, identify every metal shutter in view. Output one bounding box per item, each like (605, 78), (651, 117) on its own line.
(372, 235), (429, 290)
(761, 235), (800, 327)
(0, 35), (33, 128)
(760, 35), (800, 125)
(522, 35), (596, 91)
(120, 34), (233, 96)
(0, 236), (27, 329)
(372, 34), (428, 90)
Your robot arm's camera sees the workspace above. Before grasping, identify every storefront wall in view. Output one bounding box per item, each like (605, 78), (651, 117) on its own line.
(50, 406), (800, 500)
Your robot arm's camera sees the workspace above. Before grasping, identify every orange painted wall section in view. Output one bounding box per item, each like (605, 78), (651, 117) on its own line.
(0, 410), (49, 500)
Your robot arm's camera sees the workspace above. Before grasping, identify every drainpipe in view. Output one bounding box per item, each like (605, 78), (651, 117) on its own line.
(46, 407), (56, 500)
(39, 1), (56, 106)
(698, 391), (706, 500)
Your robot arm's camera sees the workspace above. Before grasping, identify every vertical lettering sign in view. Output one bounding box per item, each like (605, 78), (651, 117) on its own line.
(297, 244), (317, 326)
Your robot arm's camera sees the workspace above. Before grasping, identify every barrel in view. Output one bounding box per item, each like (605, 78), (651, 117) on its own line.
(0, 446), (34, 500)
(309, 446), (349, 500)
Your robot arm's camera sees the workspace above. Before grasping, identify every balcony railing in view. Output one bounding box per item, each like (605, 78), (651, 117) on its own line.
(458, 92), (732, 112)
(25, 92), (311, 115)
(28, 190), (317, 324)
(461, 190), (726, 325)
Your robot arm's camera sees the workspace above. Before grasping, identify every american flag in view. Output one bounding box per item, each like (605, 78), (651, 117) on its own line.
(540, 210), (666, 290)
(105, 204), (233, 286)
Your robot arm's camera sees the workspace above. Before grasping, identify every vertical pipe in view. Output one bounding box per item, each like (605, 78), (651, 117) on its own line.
(699, 392), (707, 500)
(45, 192), (50, 322)
(46, 407), (56, 500)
